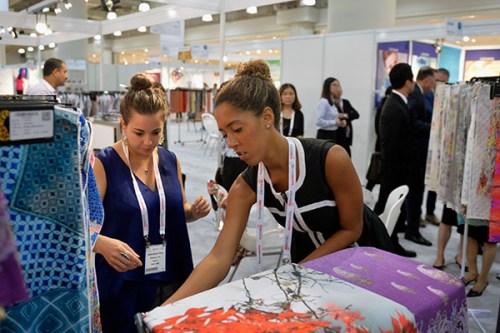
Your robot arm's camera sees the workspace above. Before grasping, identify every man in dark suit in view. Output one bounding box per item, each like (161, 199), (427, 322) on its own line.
(374, 63), (416, 257)
(404, 67), (436, 247)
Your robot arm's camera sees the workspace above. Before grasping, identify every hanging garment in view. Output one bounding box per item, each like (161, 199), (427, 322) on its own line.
(0, 106), (95, 332)
(489, 97), (500, 242)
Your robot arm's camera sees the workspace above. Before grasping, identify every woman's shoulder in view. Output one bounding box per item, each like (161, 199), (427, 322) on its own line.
(95, 146), (117, 161)
(157, 146), (177, 160)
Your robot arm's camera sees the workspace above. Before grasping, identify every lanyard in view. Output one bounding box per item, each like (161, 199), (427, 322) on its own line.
(256, 138), (296, 270)
(122, 141), (166, 246)
(280, 111), (295, 137)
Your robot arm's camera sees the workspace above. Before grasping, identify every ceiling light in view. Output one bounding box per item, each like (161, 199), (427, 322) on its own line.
(246, 6), (257, 14)
(462, 35), (470, 42)
(137, 26), (147, 33)
(107, 11), (117, 20)
(138, 1), (150, 12)
(471, 38), (476, 42)
(42, 7), (50, 13)
(44, 28), (53, 35)
(30, 32), (37, 38)
(18, 48), (26, 54)
(35, 22), (47, 34)
(223, 55), (228, 62)
(300, 0), (316, 6)
(168, 9), (176, 18)
(113, 30), (122, 36)
(202, 14), (213, 22)
(39, 45), (45, 50)
(54, 7), (62, 14)
(144, 48), (149, 52)
(27, 46), (34, 52)
(64, 1), (72, 10)
(48, 42), (56, 48)
(93, 34), (101, 40)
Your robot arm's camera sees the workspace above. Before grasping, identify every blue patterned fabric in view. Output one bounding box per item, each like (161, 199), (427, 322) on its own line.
(0, 107), (92, 332)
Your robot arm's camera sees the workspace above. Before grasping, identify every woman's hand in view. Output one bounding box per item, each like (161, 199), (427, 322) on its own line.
(94, 235), (142, 272)
(188, 195), (211, 221)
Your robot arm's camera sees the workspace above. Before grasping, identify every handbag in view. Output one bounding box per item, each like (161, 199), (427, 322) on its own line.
(366, 151), (381, 182)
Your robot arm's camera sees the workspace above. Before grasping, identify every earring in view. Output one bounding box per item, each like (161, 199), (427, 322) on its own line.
(122, 134), (128, 144)
(159, 135), (164, 145)
(266, 124), (271, 129)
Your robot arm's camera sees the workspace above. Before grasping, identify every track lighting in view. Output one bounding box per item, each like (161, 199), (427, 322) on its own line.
(64, 1), (72, 10)
(54, 7), (62, 14)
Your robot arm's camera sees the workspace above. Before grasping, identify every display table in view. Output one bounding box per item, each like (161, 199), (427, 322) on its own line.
(303, 247), (468, 332)
(139, 247), (467, 332)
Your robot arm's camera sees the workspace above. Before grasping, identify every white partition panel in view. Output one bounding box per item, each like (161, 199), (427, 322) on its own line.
(323, 31), (377, 180)
(281, 35), (324, 139)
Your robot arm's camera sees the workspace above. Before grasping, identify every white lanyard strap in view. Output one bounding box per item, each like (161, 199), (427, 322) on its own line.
(256, 139), (296, 270)
(122, 141), (166, 246)
(280, 111), (295, 137)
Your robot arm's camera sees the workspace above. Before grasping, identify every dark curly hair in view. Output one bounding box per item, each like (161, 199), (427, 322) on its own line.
(214, 59), (281, 128)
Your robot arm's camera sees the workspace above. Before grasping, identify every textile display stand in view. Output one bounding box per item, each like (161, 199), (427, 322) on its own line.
(0, 95), (103, 333)
(135, 247), (467, 332)
(426, 77), (500, 333)
(169, 88), (212, 145)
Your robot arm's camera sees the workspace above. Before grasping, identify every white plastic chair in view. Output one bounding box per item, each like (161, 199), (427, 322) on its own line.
(378, 185), (409, 235)
(227, 205), (284, 282)
(206, 180), (284, 282)
(201, 113), (220, 156)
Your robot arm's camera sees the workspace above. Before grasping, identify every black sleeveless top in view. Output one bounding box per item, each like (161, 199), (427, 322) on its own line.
(242, 138), (340, 262)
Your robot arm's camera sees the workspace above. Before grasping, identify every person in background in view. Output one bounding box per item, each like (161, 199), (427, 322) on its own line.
(374, 63), (416, 258)
(422, 68), (450, 227)
(404, 66), (435, 247)
(15, 74), (24, 94)
(330, 78), (360, 157)
(316, 77), (345, 143)
(279, 83), (304, 138)
(462, 223), (497, 297)
(92, 73), (211, 332)
(26, 58), (67, 95)
(163, 59), (363, 305)
(366, 86), (392, 191)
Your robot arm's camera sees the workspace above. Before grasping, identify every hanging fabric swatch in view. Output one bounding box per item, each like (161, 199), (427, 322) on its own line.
(488, 97), (500, 242)
(0, 106), (95, 332)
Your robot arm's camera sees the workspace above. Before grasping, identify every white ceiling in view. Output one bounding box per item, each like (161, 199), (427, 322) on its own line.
(2, 0), (500, 49)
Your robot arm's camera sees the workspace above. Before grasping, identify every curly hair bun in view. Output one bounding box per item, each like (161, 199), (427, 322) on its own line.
(236, 59), (272, 83)
(129, 73), (153, 91)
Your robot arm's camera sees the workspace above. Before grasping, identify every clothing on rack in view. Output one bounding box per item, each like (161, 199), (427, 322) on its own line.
(59, 91), (124, 118)
(426, 80), (500, 242)
(169, 89), (212, 116)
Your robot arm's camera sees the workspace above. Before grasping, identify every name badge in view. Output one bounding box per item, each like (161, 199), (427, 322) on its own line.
(144, 244), (166, 275)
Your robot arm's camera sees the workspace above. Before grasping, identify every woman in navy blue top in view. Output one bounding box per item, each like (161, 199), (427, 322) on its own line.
(92, 73), (211, 332)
